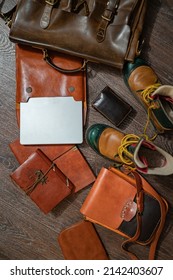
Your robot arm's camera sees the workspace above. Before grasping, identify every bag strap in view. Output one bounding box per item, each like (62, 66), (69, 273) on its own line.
(120, 170), (168, 260)
(121, 171), (144, 260)
(97, 0), (120, 42)
(43, 49), (87, 73)
(141, 180), (168, 260)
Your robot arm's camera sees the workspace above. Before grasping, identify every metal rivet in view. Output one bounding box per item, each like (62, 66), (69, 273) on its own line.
(26, 87), (32, 93)
(68, 86), (75, 93)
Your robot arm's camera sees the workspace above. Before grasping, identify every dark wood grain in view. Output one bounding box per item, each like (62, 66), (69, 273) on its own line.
(0, 0), (173, 260)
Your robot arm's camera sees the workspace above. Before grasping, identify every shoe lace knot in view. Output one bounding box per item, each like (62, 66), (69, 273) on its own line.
(141, 83), (161, 105)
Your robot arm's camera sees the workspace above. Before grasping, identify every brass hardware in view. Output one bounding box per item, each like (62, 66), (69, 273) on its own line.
(66, 178), (69, 187)
(26, 163), (55, 195)
(136, 39), (145, 56)
(43, 49), (49, 59)
(45, 0), (58, 6)
(35, 170), (48, 186)
(68, 86), (75, 93)
(26, 87), (32, 93)
(101, 15), (112, 22)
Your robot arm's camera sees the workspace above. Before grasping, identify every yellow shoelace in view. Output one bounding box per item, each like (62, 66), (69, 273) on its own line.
(115, 85), (162, 169)
(140, 83), (161, 104)
(117, 134), (142, 167)
(140, 83), (161, 140)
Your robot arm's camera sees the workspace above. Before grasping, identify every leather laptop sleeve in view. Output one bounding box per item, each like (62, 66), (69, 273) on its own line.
(15, 44), (87, 126)
(58, 220), (109, 260)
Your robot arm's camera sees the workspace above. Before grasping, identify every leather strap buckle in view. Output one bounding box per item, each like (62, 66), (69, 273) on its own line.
(45, 0), (58, 6)
(97, 0), (120, 43)
(136, 39), (145, 56)
(101, 14), (112, 22)
(41, 0), (58, 29)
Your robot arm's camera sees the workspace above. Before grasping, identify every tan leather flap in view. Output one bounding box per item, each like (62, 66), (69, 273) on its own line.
(80, 167), (136, 230)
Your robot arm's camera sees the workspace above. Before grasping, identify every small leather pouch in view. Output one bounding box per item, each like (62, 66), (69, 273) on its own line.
(10, 149), (74, 214)
(58, 220), (109, 260)
(80, 167), (168, 260)
(92, 86), (133, 126)
(9, 139), (96, 193)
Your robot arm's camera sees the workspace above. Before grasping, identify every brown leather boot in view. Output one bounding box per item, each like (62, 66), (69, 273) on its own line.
(123, 58), (173, 134)
(86, 124), (173, 175)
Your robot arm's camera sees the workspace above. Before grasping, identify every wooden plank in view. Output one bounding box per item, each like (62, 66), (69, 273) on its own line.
(0, 0), (173, 260)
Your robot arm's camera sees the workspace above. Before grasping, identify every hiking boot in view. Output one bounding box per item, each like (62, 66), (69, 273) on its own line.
(86, 123), (173, 175)
(123, 57), (173, 134)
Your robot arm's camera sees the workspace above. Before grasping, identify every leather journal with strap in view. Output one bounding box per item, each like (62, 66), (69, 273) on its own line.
(10, 149), (74, 214)
(9, 139), (96, 193)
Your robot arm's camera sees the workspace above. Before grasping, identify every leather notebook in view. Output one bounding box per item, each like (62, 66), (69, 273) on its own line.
(10, 149), (74, 214)
(58, 220), (109, 260)
(9, 139), (96, 193)
(92, 86), (133, 126)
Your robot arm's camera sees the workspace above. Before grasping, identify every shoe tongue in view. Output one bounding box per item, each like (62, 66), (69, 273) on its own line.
(132, 138), (156, 169)
(152, 85), (173, 99)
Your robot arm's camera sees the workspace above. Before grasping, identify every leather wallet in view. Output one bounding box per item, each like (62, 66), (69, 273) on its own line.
(9, 139), (96, 193)
(92, 86), (133, 126)
(58, 220), (109, 260)
(10, 149), (74, 214)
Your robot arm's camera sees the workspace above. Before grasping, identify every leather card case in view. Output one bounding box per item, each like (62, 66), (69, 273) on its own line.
(58, 220), (109, 260)
(92, 86), (133, 126)
(9, 139), (96, 193)
(10, 149), (74, 214)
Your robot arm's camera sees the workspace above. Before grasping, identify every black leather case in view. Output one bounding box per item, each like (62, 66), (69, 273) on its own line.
(92, 86), (133, 126)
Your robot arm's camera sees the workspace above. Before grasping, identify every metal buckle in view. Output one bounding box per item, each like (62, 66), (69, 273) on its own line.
(136, 39), (145, 56)
(45, 0), (58, 6)
(101, 15), (112, 22)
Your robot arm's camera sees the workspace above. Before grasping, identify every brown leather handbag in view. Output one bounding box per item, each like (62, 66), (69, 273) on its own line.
(80, 167), (168, 260)
(9, 0), (147, 69)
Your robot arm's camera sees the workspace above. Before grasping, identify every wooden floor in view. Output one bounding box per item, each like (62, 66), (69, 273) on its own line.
(0, 0), (173, 260)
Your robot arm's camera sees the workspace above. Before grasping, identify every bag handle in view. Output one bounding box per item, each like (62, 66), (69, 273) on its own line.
(0, 3), (87, 74)
(43, 49), (87, 73)
(121, 170), (168, 260)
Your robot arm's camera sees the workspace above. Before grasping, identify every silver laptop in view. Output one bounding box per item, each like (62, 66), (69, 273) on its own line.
(20, 97), (83, 145)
